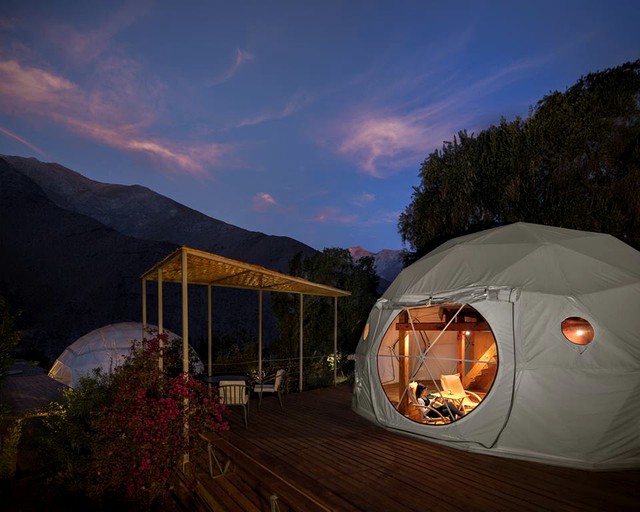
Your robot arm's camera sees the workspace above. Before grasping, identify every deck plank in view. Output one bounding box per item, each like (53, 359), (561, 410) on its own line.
(188, 384), (640, 511)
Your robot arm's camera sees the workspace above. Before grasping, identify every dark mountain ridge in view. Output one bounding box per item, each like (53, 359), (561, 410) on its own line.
(0, 155), (317, 363)
(3, 155), (314, 271)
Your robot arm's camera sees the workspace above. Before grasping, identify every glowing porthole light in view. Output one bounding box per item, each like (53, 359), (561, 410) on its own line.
(561, 317), (594, 345)
(362, 323), (370, 341)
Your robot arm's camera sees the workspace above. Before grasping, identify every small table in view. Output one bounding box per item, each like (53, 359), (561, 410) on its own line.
(433, 390), (467, 410)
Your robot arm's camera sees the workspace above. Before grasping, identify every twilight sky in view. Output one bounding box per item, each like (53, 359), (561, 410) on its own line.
(1, 1), (639, 252)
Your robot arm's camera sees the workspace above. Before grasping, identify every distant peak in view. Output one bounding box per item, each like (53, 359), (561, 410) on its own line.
(349, 246), (374, 258)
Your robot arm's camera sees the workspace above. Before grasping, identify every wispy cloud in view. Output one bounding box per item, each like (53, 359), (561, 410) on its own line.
(0, 60), (76, 104)
(334, 57), (543, 177)
(309, 207), (357, 225)
(0, 126), (47, 156)
(234, 92), (311, 128)
(44, 0), (153, 64)
(337, 114), (435, 178)
(382, 211), (401, 224)
(252, 192), (278, 211)
(0, 59), (231, 174)
(352, 192), (375, 207)
(62, 116), (228, 175)
(0, 17), (16, 31)
(210, 48), (255, 86)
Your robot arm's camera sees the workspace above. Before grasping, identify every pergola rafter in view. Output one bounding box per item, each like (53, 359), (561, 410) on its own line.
(141, 246), (350, 390)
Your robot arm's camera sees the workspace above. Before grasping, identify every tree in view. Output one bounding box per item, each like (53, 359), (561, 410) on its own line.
(399, 60), (640, 258)
(0, 296), (21, 382)
(270, 249), (379, 365)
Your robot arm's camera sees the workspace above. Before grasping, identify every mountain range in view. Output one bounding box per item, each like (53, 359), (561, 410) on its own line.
(0, 155), (402, 363)
(349, 246), (403, 284)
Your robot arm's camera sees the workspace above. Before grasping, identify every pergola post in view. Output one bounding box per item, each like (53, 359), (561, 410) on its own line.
(142, 278), (147, 340)
(180, 249), (190, 468)
(140, 246), (350, 398)
(208, 284), (212, 380)
(158, 268), (164, 370)
(333, 296), (338, 386)
(299, 294), (304, 392)
(258, 289), (263, 379)
(181, 249), (189, 374)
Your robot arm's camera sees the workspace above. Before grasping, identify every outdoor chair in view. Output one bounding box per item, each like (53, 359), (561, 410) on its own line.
(255, 369), (285, 410)
(440, 373), (482, 413)
(218, 380), (250, 429)
(407, 381), (449, 425)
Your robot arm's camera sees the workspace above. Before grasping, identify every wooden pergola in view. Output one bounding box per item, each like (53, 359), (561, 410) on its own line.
(140, 246), (350, 390)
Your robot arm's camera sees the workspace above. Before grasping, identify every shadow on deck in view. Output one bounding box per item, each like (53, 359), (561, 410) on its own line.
(179, 384), (640, 512)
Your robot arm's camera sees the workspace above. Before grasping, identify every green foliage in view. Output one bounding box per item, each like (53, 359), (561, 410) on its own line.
(0, 296), (21, 381)
(42, 372), (113, 490)
(211, 337), (259, 377)
(0, 418), (22, 479)
(271, 248), (378, 372)
(42, 334), (228, 509)
(399, 60), (640, 257)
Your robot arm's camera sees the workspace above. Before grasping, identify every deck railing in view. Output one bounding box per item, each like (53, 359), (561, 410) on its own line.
(203, 353), (352, 393)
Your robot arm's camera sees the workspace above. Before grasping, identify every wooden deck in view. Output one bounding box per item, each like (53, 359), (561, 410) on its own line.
(183, 384), (640, 511)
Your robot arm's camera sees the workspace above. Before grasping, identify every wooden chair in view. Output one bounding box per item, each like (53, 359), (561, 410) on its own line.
(440, 373), (482, 413)
(255, 369), (285, 410)
(218, 380), (250, 429)
(407, 381), (449, 425)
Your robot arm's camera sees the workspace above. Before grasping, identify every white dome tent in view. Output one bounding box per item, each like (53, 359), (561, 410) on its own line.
(49, 322), (204, 388)
(352, 222), (640, 470)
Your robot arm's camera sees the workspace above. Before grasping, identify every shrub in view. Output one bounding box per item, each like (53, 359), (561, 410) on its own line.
(44, 333), (229, 508)
(0, 418), (22, 480)
(0, 296), (21, 382)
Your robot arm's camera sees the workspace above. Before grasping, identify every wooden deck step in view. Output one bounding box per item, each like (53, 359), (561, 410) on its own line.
(193, 432), (355, 512)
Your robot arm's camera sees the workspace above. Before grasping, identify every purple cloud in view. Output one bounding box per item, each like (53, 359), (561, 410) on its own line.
(0, 59), (232, 175)
(210, 48), (255, 86)
(0, 125), (47, 156)
(310, 207), (357, 225)
(252, 192), (278, 211)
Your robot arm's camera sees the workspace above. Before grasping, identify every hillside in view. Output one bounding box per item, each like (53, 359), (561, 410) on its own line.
(0, 155), (317, 362)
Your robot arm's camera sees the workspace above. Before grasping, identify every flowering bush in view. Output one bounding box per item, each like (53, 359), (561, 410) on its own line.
(45, 333), (228, 508)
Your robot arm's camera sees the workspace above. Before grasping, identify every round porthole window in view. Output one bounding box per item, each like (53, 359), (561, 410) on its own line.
(561, 317), (595, 345)
(362, 323), (370, 341)
(377, 303), (497, 425)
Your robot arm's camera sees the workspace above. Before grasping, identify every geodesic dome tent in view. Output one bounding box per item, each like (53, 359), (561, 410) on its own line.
(49, 322), (204, 388)
(352, 222), (640, 470)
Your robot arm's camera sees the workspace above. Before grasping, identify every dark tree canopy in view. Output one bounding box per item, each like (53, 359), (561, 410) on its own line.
(0, 296), (21, 383)
(399, 60), (640, 260)
(270, 248), (379, 359)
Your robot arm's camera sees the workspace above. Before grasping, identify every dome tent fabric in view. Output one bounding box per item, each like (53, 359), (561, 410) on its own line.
(49, 322), (204, 388)
(352, 222), (640, 470)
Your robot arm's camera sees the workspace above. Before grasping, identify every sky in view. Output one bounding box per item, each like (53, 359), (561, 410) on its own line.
(1, 1), (639, 253)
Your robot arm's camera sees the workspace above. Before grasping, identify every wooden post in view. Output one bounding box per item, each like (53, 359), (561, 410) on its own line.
(141, 278), (147, 340)
(208, 284), (212, 380)
(398, 310), (409, 414)
(181, 249), (189, 467)
(258, 289), (263, 379)
(158, 269), (164, 371)
(299, 294), (304, 393)
(458, 331), (465, 377)
(333, 297), (338, 386)
(181, 249), (189, 374)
